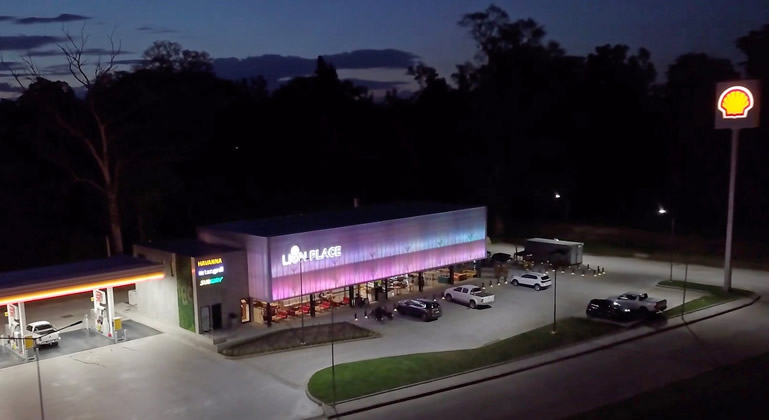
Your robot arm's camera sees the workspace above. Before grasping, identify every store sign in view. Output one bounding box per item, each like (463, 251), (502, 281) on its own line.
(197, 257), (225, 276)
(197, 258), (222, 267)
(197, 256), (225, 286)
(281, 245), (342, 266)
(199, 276), (223, 286)
(93, 289), (106, 304)
(715, 80), (761, 129)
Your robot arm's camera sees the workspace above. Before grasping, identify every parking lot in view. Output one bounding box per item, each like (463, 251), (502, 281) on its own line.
(240, 257), (704, 392)
(346, 263), (701, 345)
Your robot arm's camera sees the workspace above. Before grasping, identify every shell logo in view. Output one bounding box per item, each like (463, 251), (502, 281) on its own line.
(718, 86), (754, 119)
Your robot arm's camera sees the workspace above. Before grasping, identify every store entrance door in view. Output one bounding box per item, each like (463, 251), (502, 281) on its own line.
(211, 303), (222, 330)
(240, 299), (251, 323)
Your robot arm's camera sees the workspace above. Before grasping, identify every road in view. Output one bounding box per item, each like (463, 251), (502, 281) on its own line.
(346, 302), (769, 420)
(344, 248), (769, 420)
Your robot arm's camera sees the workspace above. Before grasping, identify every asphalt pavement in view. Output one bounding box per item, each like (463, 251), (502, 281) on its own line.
(0, 320), (160, 370)
(342, 300), (769, 420)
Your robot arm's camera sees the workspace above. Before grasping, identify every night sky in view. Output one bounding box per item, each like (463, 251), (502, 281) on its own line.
(1, 0), (768, 94)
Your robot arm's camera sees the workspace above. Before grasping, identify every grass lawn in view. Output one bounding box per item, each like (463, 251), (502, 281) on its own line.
(220, 322), (378, 357)
(308, 317), (621, 403)
(659, 280), (753, 318)
(571, 351), (769, 419)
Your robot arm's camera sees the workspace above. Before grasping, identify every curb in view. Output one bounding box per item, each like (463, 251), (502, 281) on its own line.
(321, 293), (761, 418)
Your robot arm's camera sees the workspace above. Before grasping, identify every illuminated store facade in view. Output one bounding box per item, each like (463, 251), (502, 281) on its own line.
(137, 203), (487, 331)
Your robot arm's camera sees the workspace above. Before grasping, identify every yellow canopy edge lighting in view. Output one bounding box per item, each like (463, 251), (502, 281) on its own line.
(0, 272), (164, 306)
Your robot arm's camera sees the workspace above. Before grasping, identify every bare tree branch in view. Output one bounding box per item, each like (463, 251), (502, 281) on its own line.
(0, 53), (28, 90)
(59, 25), (93, 88)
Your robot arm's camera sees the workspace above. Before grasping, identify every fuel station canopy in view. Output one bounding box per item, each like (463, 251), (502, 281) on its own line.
(0, 256), (164, 306)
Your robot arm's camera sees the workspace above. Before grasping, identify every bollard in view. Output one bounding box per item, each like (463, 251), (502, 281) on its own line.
(354, 312), (358, 321)
(593, 269), (597, 277)
(393, 303), (398, 312)
(481, 282), (485, 289)
(364, 310), (368, 319)
(587, 264), (590, 270)
(433, 294), (437, 301)
(497, 277), (501, 286)
(571, 267), (575, 275)
(581, 269), (585, 277)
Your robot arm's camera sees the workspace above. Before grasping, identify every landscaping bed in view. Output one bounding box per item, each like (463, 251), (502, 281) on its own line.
(308, 317), (621, 403)
(659, 280), (753, 318)
(220, 322), (378, 357)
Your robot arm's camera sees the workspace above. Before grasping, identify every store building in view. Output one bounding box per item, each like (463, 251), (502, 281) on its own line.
(135, 202), (487, 333)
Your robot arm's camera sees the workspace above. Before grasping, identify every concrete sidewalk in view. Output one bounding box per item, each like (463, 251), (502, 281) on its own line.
(318, 293), (760, 418)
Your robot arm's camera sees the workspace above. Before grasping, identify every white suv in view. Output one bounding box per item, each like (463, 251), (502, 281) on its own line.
(509, 272), (552, 291)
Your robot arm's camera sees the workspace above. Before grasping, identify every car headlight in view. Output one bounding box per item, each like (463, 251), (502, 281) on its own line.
(623, 308), (631, 312)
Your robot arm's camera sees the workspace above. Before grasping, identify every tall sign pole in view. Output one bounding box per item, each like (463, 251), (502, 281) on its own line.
(714, 80), (761, 291)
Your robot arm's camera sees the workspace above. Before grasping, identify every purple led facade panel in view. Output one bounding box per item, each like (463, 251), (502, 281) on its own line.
(268, 207), (486, 301)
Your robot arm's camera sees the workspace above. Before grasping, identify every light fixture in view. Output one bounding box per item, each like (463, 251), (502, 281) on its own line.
(658, 207), (667, 215)
(0, 272), (165, 306)
(555, 192), (561, 199)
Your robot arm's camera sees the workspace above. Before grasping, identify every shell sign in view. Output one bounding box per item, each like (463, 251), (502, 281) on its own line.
(718, 87), (754, 119)
(715, 80), (760, 129)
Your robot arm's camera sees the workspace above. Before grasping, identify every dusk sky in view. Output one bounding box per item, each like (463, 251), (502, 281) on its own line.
(2, 0), (768, 95)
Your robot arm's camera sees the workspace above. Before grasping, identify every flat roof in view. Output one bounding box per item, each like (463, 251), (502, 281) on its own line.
(0, 256), (164, 305)
(203, 202), (482, 237)
(528, 238), (584, 246)
(136, 239), (241, 257)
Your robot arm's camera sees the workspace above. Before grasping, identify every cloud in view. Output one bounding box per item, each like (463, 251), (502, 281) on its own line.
(0, 35), (62, 51)
(137, 25), (176, 34)
(25, 48), (134, 57)
(42, 63), (74, 76)
(213, 48), (420, 89)
(323, 49), (419, 69)
(113, 59), (144, 65)
(0, 82), (21, 93)
(14, 14), (91, 25)
(0, 61), (25, 71)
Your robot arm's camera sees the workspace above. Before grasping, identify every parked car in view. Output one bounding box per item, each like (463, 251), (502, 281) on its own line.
(607, 292), (667, 314)
(585, 299), (631, 320)
(443, 285), (495, 309)
(509, 271), (552, 291)
(396, 299), (442, 321)
(26, 321), (60, 346)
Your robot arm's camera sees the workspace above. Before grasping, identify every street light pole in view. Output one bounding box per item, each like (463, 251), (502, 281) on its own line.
(723, 128), (739, 292)
(35, 345), (45, 420)
(658, 207), (675, 282)
(299, 259), (305, 345)
(331, 292), (337, 407)
(669, 216), (675, 282)
(551, 266), (557, 335)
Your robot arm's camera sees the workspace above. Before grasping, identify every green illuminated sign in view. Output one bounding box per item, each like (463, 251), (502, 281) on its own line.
(199, 276), (223, 287)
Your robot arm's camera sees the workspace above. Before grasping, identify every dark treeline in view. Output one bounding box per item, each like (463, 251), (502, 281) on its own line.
(1, 5), (768, 270)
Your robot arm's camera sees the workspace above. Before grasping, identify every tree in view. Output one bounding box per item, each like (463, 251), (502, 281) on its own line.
(663, 53), (738, 232)
(8, 33), (216, 255)
(136, 40), (213, 73)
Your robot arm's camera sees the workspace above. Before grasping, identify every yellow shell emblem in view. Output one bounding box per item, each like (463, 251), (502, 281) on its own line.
(718, 86), (754, 119)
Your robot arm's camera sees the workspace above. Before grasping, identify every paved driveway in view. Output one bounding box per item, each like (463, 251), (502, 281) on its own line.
(240, 262), (701, 392)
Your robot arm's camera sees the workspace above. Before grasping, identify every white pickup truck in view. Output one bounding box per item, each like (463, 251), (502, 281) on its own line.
(608, 292), (667, 314)
(443, 285), (495, 309)
(26, 321), (61, 346)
